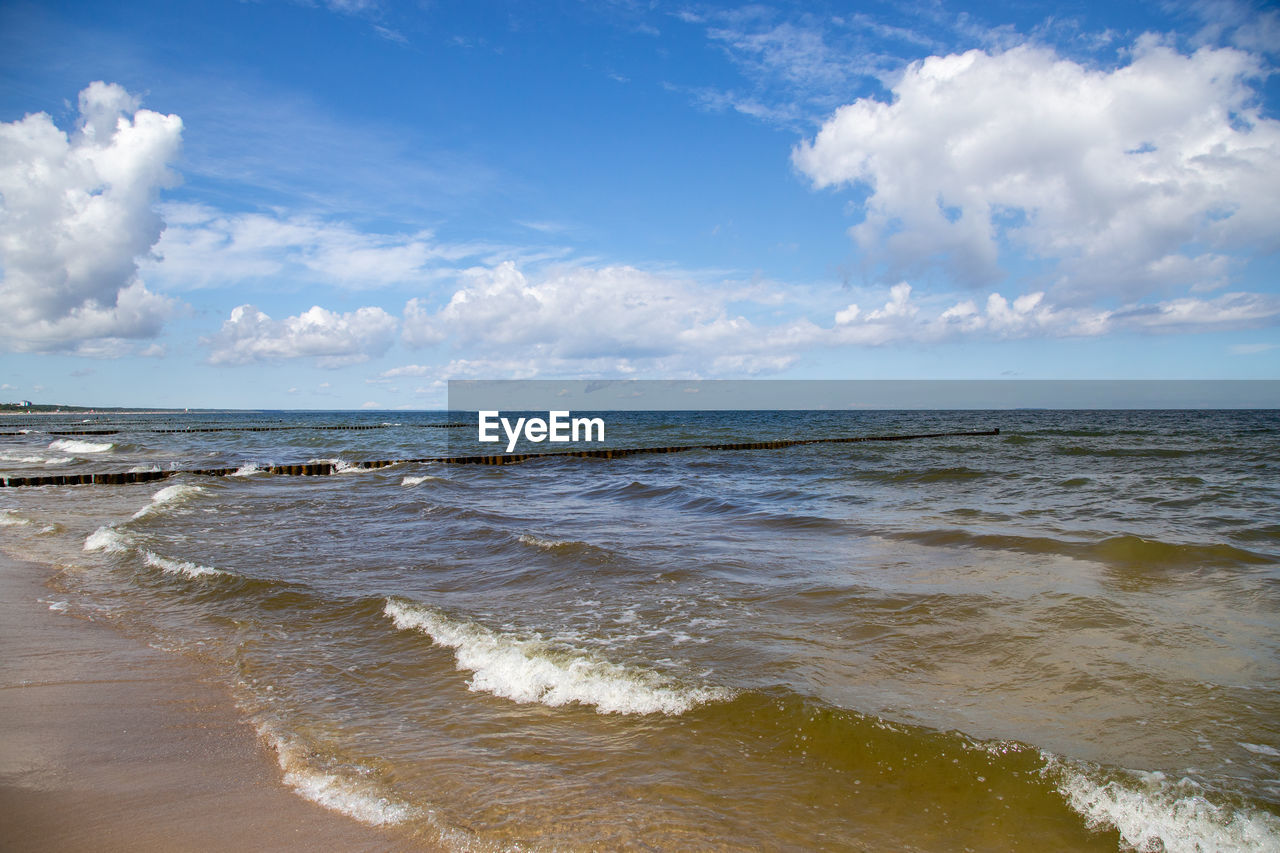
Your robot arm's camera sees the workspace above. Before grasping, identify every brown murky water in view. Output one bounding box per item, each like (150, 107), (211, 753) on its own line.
(2, 409), (1278, 850)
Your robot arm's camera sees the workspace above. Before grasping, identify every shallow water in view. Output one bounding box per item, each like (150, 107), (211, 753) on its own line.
(2, 409), (1278, 850)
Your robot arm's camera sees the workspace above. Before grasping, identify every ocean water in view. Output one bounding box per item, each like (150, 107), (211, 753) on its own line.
(1, 409), (1278, 851)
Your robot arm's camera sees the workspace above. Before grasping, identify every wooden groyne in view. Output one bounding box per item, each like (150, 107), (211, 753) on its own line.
(0, 428), (998, 488)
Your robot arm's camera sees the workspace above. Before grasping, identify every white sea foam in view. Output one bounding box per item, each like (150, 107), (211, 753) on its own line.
(48, 439), (113, 454)
(1047, 757), (1280, 853)
(0, 510), (32, 526)
(84, 525), (133, 553)
(0, 452), (71, 465)
(383, 598), (731, 715)
(141, 550), (228, 579)
(132, 483), (206, 519)
(1239, 742), (1280, 758)
(308, 457), (363, 473)
(401, 474), (442, 486)
(232, 462), (262, 476)
(84, 522), (225, 579)
(517, 533), (573, 550)
(258, 723), (416, 827)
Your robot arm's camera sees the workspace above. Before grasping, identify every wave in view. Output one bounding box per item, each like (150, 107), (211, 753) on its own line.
(306, 457), (372, 474)
(1238, 742), (1280, 758)
(84, 525), (133, 554)
(1045, 757), (1280, 853)
(859, 466), (990, 484)
(383, 598), (732, 715)
(131, 483), (207, 520)
(257, 722), (416, 827)
(517, 533), (580, 551)
(0, 510), (32, 526)
(1054, 445), (1194, 459)
(0, 452), (72, 465)
(48, 438), (113, 454)
(401, 474), (443, 486)
(84, 524), (228, 579)
(579, 480), (685, 502)
(895, 528), (1274, 570)
(141, 550), (228, 580)
(688, 688), (1279, 852)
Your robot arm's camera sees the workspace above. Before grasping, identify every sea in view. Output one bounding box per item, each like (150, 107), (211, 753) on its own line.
(1, 408), (1277, 852)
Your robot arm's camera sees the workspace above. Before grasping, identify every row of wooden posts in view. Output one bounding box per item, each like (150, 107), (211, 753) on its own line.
(0, 428), (998, 488)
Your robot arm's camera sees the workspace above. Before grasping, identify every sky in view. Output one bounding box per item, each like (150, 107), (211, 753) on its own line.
(1, 0), (1278, 410)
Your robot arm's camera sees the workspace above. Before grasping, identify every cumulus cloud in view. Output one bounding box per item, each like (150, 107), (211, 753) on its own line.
(146, 204), (573, 292)
(205, 304), (398, 367)
(0, 82), (182, 352)
(793, 38), (1280, 299)
(396, 259), (1280, 377)
(401, 261), (816, 375)
(827, 283), (1280, 345)
(151, 205), (455, 289)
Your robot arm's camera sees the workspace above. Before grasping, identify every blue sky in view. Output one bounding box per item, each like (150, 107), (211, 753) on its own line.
(1, 0), (1277, 409)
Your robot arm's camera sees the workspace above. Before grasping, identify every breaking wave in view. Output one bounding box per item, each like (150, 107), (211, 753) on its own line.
(131, 483), (207, 520)
(383, 598), (732, 715)
(257, 722), (416, 827)
(1045, 757), (1280, 853)
(84, 524), (228, 579)
(48, 438), (113, 454)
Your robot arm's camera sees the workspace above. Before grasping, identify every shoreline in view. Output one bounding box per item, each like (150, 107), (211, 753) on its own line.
(0, 551), (418, 852)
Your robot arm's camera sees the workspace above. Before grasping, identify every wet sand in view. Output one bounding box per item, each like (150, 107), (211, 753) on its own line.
(0, 552), (415, 852)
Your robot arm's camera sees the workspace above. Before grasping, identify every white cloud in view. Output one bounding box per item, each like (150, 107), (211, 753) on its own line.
(401, 261), (820, 375)
(826, 284), (1280, 345)
(396, 259), (1280, 377)
(205, 304), (398, 367)
(147, 204), (577, 293)
(1229, 342), (1276, 355)
(793, 39), (1280, 299)
(380, 364), (433, 378)
(149, 205), (461, 290)
(0, 82), (182, 352)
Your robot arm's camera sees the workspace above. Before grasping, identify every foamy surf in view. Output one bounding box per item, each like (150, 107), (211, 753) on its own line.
(308, 458), (365, 474)
(517, 533), (575, 550)
(85, 524), (228, 579)
(1239, 742), (1280, 758)
(517, 535), (568, 548)
(132, 483), (207, 519)
(84, 525), (133, 553)
(257, 723), (416, 827)
(401, 474), (442, 486)
(48, 438), (113, 454)
(142, 550), (228, 579)
(383, 599), (731, 715)
(0, 452), (71, 465)
(0, 509), (32, 526)
(1045, 756), (1280, 853)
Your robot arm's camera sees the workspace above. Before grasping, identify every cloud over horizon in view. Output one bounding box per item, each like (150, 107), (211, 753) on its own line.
(0, 82), (183, 353)
(206, 303), (398, 367)
(793, 37), (1280, 300)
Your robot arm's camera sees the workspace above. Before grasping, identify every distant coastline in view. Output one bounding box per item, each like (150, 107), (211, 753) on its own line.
(0, 403), (232, 415)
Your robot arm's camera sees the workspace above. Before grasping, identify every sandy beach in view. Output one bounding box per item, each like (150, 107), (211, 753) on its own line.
(0, 552), (412, 852)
